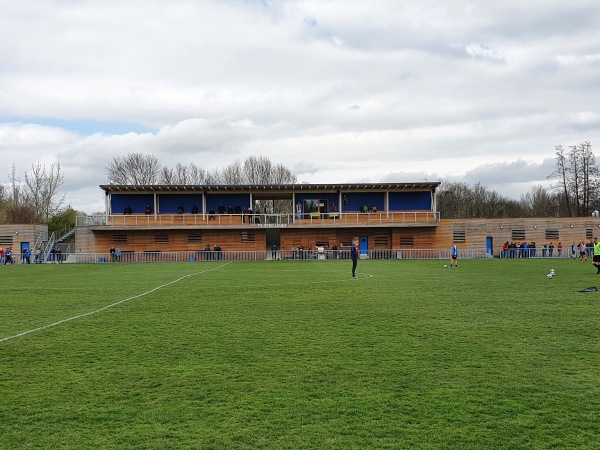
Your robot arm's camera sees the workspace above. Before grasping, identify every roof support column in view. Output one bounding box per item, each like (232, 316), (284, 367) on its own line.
(385, 191), (389, 218)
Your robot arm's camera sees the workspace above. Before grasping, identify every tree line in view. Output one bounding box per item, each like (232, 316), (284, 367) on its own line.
(2, 141), (596, 227)
(438, 141), (598, 218)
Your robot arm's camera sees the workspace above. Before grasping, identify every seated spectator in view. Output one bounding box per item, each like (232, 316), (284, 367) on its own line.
(124, 206), (132, 215)
(234, 205), (242, 214)
(227, 205), (234, 214)
(370, 204), (377, 213)
(218, 204), (225, 214)
(208, 208), (216, 220)
(177, 205), (184, 214)
(191, 204), (198, 214)
(145, 205), (152, 214)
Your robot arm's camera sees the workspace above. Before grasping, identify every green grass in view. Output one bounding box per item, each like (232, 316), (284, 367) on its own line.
(1, 258), (599, 449)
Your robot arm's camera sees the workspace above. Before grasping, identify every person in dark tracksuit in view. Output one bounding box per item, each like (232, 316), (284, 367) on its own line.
(351, 237), (359, 279)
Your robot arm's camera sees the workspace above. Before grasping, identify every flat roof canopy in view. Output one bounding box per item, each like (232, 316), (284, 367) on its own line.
(100, 182), (441, 200)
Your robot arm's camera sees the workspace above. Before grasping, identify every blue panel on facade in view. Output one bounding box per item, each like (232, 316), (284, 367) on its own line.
(389, 192), (431, 210)
(206, 194), (252, 212)
(341, 192), (385, 212)
(158, 194), (203, 213)
(111, 194), (154, 214)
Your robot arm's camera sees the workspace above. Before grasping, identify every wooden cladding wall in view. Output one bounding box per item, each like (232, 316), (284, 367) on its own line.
(92, 229), (267, 253)
(79, 217), (600, 254)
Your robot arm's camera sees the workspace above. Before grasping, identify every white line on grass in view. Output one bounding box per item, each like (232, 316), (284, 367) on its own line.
(0, 262), (233, 344)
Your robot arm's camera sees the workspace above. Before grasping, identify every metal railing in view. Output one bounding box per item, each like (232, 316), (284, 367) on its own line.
(19, 248), (489, 264)
(76, 211), (440, 228)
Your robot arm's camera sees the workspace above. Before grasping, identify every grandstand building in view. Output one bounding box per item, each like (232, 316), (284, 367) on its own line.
(74, 182), (600, 259)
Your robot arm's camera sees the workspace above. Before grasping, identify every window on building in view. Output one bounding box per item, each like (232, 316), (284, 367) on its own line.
(188, 231), (202, 244)
(155, 234), (169, 244)
(545, 229), (559, 240)
(512, 229), (526, 241)
(303, 199), (328, 214)
(113, 234), (128, 245)
(0, 235), (14, 246)
(373, 235), (389, 248)
(452, 230), (466, 243)
(399, 236), (414, 247)
(241, 232), (255, 244)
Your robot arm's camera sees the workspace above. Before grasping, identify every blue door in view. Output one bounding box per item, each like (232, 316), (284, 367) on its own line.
(486, 237), (493, 257)
(360, 236), (368, 255)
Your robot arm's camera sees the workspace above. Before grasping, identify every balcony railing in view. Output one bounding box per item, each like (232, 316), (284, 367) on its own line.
(76, 211), (440, 227)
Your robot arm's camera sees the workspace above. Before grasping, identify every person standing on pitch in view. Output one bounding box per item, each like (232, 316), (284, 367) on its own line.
(593, 237), (600, 274)
(450, 241), (458, 268)
(351, 237), (359, 279)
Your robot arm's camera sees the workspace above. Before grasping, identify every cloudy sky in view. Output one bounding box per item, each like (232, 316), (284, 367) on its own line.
(1, 0), (599, 213)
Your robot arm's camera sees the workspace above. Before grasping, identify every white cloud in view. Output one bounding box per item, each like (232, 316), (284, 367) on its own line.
(0, 0), (599, 213)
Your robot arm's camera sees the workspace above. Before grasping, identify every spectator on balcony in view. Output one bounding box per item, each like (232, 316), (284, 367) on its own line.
(191, 204), (198, 214)
(218, 204), (225, 214)
(234, 205), (242, 214)
(145, 205), (152, 215)
(124, 205), (132, 215)
(227, 205), (233, 214)
(208, 208), (216, 220)
(177, 205), (184, 214)
(370, 204), (377, 213)
(331, 203), (337, 212)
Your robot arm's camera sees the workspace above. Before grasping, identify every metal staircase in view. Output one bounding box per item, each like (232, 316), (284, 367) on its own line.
(40, 223), (76, 263)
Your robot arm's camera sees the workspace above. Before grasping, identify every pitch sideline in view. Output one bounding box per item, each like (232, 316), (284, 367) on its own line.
(0, 262), (233, 344)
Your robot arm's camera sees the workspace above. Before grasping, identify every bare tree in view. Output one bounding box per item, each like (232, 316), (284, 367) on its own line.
(105, 153), (161, 184)
(243, 155), (297, 185)
(24, 162), (66, 223)
(548, 141), (599, 217)
(520, 185), (558, 217)
(160, 162), (208, 184)
(3, 165), (36, 223)
(221, 160), (245, 184)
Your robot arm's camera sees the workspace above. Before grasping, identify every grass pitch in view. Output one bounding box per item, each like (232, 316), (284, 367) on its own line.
(1, 258), (599, 449)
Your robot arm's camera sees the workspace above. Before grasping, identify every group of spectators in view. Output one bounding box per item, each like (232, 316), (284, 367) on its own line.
(109, 247), (122, 261)
(200, 244), (222, 260)
(501, 240), (597, 259)
(0, 246), (61, 264)
(358, 204), (378, 213)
